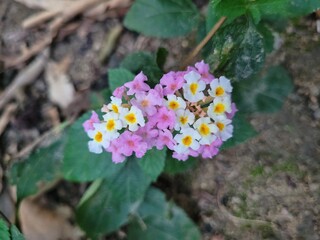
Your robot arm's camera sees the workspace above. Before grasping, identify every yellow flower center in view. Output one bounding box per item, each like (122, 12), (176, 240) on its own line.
(180, 116), (188, 125)
(112, 104), (119, 113)
(217, 122), (225, 131)
(125, 113), (137, 124)
(106, 119), (115, 131)
(190, 83), (198, 95)
(199, 123), (210, 136)
(169, 100), (179, 110)
(182, 135), (193, 147)
(94, 131), (103, 142)
(214, 103), (225, 114)
(215, 86), (225, 96)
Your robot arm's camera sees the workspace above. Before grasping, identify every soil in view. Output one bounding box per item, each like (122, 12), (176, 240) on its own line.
(0, 1), (319, 240)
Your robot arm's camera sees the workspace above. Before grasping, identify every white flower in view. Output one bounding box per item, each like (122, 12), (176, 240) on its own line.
(87, 123), (110, 154)
(166, 94), (186, 111)
(208, 76), (232, 98)
(193, 117), (218, 145)
(207, 96), (231, 119)
(173, 128), (201, 154)
(107, 96), (123, 115)
(174, 109), (195, 130)
(213, 115), (233, 141)
(102, 112), (122, 140)
(120, 105), (145, 131)
(183, 71), (206, 102)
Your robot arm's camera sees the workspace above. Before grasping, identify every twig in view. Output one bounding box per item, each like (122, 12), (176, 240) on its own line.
(10, 118), (74, 162)
(0, 50), (49, 109)
(0, 104), (17, 136)
(99, 24), (123, 62)
(22, 10), (60, 29)
(180, 16), (226, 70)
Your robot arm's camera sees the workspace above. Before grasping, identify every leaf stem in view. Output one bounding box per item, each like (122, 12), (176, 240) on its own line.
(180, 16), (227, 70)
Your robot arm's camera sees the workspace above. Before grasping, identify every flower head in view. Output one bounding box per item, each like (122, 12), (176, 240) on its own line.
(160, 71), (185, 96)
(120, 105), (145, 131)
(87, 123), (110, 154)
(208, 76), (232, 98)
(183, 71), (206, 102)
(124, 72), (150, 95)
(83, 111), (100, 132)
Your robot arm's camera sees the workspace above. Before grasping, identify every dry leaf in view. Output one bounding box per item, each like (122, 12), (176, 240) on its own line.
(19, 198), (83, 240)
(45, 58), (75, 110)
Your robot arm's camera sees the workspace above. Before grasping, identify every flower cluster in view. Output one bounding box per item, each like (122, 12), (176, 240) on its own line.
(83, 60), (237, 163)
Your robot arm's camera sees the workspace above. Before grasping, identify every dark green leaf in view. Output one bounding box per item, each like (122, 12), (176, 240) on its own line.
(0, 219), (10, 240)
(10, 137), (64, 201)
(286, 0), (320, 17)
(257, 23), (274, 53)
(108, 68), (135, 92)
(76, 158), (152, 236)
(124, 0), (200, 38)
(156, 47), (168, 71)
(128, 187), (201, 240)
(222, 114), (257, 149)
(207, 18), (265, 81)
(63, 112), (124, 182)
(233, 66), (293, 113)
(10, 225), (25, 240)
(120, 51), (163, 85)
(164, 151), (197, 174)
(138, 147), (166, 181)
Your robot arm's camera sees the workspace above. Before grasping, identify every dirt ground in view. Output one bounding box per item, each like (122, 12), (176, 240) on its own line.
(0, 1), (320, 240)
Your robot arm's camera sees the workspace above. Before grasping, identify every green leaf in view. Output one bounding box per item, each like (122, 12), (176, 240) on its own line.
(207, 17), (265, 81)
(222, 114), (257, 149)
(286, 0), (320, 17)
(0, 220), (24, 240)
(63, 112), (124, 182)
(124, 0), (200, 38)
(0, 219), (10, 240)
(257, 23), (274, 54)
(156, 47), (168, 71)
(76, 158), (152, 236)
(120, 51), (163, 85)
(138, 147), (166, 181)
(128, 187), (201, 240)
(108, 68), (135, 92)
(164, 151), (197, 174)
(10, 225), (25, 240)
(233, 66), (293, 113)
(10, 137), (64, 201)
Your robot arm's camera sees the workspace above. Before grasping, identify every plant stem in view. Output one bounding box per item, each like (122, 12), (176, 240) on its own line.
(180, 16), (226, 70)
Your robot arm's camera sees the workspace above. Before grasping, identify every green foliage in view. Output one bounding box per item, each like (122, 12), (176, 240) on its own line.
(207, 17), (265, 81)
(10, 137), (64, 201)
(120, 51), (163, 84)
(164, 152), (197, 174)
(222, 114), (257, 149)
(108, 68), (135, 92)
(209, 0), (320, 26)
(128, 187), (201, 240)
(76, 158), (151, 236)
(63, 112), (124, 182)
(138, 147), (167, 181)
(124, 0), (199, 38)
(233, 66), (293, 113)
(156, 47), (169, 71)
(0, 220), (24, 240)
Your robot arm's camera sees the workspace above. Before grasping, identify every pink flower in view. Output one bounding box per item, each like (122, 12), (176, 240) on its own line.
(226, 103), (238, 119)
(113, 86), (126, 98)
(194, 60), (214, 84)
(131, 89), (162, 116)
(154, 84), (164, 98)
(200, 138), (222, 159)
(149, 106), (176, 130)
(124, 72), (150, 95)
(106, 139), (126, 163)
(119, 131), (148, 158)
(83, 111), (100, 132)
(172, 152), (189, 161)
(160, 71), (185, 96)
(135, 122), (158, 149)
(155, 129), (175, 150)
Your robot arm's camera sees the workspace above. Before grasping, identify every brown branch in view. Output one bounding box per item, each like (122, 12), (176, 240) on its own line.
(0, 103), (17, 136)
(0, 50), (49, 108)
(22, 10), (59, 29)
(180, 16), (226, 70)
